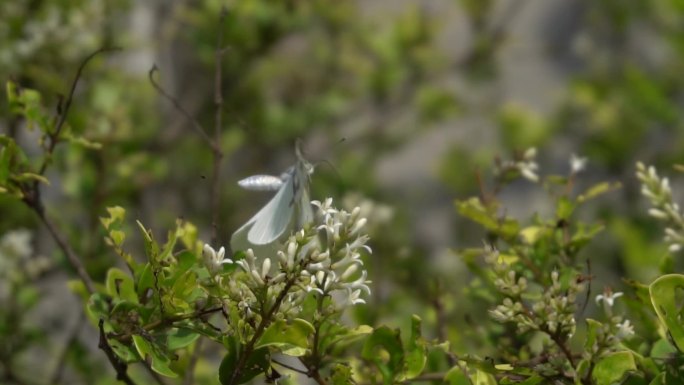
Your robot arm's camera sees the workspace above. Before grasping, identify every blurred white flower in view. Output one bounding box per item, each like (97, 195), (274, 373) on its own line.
(595, 291), (623, 307)
(202, 244), (232, 276)
(570, 154), (587, 174)
(615, 319), (634, 340)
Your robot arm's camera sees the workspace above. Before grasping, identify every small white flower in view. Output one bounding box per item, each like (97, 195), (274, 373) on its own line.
(344, 289), (366, 306)
(570, 154), (588, 174)
(615, 319), (634, 340)
(518, 162), (539, 182)
(595, 291), (623, 307)
(202, 244), (232, 276)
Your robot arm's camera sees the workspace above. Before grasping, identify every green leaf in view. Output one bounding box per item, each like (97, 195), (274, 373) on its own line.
(179, 222), (199, 250)
(330, 363), (354, 385)
(592, 351), (636, 385)
(219, 337), (269, 385)
(444, 366), (470, 385)
(584, 319), (602, 351)
(105, 268), (138, 303)
(167, 328), (200, 350)
(649, 274), (684, 351)
(575, 359), (591, 383)
(101, 206), (126, 230)
(87, 293), (110, 321)
(169, 270), (198, 308)
(520, 226), (544, 244)
(327, 324), (373, 350)
(137, 263), (155, 298)
(62, 132), (103, 149)
(109, 339), (140, 363)
(137, 220), (160, 263)
(132, 335), (178, 378)
(648, 373), (665, 385)
(517, 375), (544, 385)
(650, 338), (677, 360)
(556, 196), (575, 220)
(472, 369), (497, 385)
(362, 326), (404, 385)
(255, 318), (314, 356)
(0, 141), (11, 184)
(14, 172), (50, 185)
(456, 198), (519, 239)
(403, 315), (427, 380)
(577, 182), (621, 203)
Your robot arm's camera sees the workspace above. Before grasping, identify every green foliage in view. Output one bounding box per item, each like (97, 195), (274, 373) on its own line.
(6, 1), (684, 384)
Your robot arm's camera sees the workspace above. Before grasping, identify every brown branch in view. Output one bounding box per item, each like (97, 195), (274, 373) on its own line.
(148, 66), (217, 152)
(228, 279), (297, 385)
(210, 7), (228, 246)
(98, 319), (138, 385)
(38, 46), (119, 176)
(35, 208), (96, 294)
(579, 259), (592, 317)
(273, 359), (308, 375)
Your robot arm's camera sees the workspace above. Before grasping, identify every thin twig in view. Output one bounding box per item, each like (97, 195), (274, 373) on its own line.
(148, 66), (217, 152)
(273, 358), (308, 375)
(36, 209), (96, 294)
(210, 7), (228, 246)
(181, 10), (228, 381)
(228, 279), (297, 385)
(98, 320), (138, 385)
(38, 47), (119, 176)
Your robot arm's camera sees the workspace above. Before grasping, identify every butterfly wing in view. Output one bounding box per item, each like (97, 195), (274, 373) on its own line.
(238, 174), (284, 191)
(246, 174), (295, 245)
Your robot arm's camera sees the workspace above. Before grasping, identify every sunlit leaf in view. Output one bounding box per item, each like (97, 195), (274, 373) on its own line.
(649, 274), (684, 351)
(362, 326), (404, 384)
(105, 268), (138, 303)
(256, 318), (314, 356)
(592, 351), (636, 385)
(403, 315), (427, 380)
(577, 182), (621, 203)
(132, 335), (178, 378)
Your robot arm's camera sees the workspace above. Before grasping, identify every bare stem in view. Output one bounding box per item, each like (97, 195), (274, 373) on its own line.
(98, 320), (138, 385)
(148, 67), (217, 152)
(36, 208), (96, 294)
(210, 7), (228, 246)
(228, 279), (297, 385)
(38, 47), (119, 176)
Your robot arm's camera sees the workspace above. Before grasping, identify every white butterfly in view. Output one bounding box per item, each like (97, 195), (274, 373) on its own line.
(230, 140), (314, 253)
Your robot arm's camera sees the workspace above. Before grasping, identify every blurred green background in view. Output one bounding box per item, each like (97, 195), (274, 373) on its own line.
(2, 0), (684, 384)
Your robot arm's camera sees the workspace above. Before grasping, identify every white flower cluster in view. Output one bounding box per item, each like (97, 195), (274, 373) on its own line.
(495, 147), (540, 183)
(202, 198), (372, 321)
(636, 162), (684, 253)
(490, 271), (580, 338)
(594, 289), (635, 343)
(306, 198), (372, 306)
